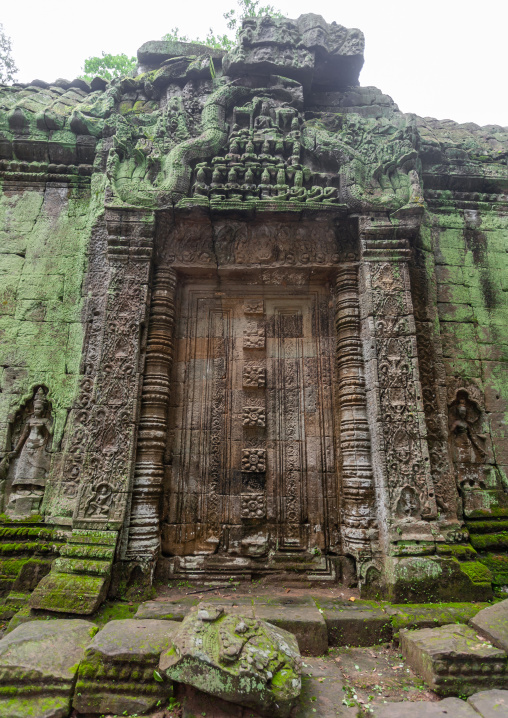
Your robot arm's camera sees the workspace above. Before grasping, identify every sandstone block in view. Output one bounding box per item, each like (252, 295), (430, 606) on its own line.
(135, 597), (199, 621)
(252, 603), (328, 656)
(371, 696), (478, 717)
(320, 601), (392, 647)
(160, 605), (302, 718)
(73, 618), (178, 715)
(401, 623), (508, 696)
(0, 618), (97, 718)
(470, 598), (508, 652)
(468, 689), (508, 717)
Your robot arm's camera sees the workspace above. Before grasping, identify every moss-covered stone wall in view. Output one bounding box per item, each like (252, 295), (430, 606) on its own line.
(0, 181), (101, 457)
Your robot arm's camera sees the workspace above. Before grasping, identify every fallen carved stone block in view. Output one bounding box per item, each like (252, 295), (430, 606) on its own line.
(0, 618), (97, 718)
(160, 604), (302, 718)
(73, 618), (178, 715)
(470, 598), (508, 653)
(401, 623), (508, 696)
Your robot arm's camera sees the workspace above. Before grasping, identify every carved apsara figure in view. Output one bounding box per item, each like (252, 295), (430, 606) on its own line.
(449, 390), (486, 478)
(3, 388), (53, 516)
(85, 482), (113, 517)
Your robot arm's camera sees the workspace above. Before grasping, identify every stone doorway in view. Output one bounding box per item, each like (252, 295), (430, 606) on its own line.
(161, 279), (341, 580)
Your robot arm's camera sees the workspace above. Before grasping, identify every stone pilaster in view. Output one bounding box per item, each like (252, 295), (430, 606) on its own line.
(359, 216), (437, 539)
(125, 267), (177, 559)
(334, 265), (377, 562)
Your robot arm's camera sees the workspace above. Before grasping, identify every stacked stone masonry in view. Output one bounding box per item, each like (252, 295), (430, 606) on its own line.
(0, 12), (506, 611)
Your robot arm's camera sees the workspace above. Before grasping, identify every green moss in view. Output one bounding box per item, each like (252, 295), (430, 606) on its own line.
(477, 553), (508, 585)
(459, 560), (493, 584)
(470, 532), (508, 551)
(92, 600), (139, 628)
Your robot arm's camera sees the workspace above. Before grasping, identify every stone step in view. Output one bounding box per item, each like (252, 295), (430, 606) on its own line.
(53, 557), (112, 576)
(371, 690), (508, 717)
(59, 543), (115, 560)
(69, 529), (118, 546)
(29, 529), (118, 614)
(467, 519), (508, 534)
(470, 532), (508, 551)
(477, 553), (508, 585)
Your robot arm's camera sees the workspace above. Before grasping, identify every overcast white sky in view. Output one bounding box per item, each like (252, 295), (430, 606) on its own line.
(2, 0), (507, 127)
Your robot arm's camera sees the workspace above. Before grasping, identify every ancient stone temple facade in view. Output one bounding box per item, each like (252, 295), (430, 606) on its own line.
(0, 14), (507, 613)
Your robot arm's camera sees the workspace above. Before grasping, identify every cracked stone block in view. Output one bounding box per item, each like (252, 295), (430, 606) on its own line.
(401, 623), (508, 696)
(0, 618), (97, 718)
(252, 602), (328, 656)
(160, 608), (302, 718)
(470, 598), (508, 652)
(73, 618), (178, 715)
(468, 689), (508, 717)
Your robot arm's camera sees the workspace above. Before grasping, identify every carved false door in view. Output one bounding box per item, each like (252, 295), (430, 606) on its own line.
(162, 282), (339, 569)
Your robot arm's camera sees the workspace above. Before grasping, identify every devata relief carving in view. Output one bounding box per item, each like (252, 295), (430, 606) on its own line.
(0, 388), (53, 517)
(1, 12), (507, 610)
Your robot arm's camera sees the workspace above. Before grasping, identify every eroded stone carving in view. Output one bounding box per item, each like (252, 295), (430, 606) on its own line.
(159, 606), (302, 717)
(1, 388), (53, 517)
(242, 449), (266, 473)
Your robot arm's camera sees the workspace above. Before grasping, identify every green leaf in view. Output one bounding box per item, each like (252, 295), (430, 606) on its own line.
(153, 669), (164, 682)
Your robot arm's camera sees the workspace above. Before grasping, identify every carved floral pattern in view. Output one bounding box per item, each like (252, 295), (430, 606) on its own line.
(241, 449), (266, 472)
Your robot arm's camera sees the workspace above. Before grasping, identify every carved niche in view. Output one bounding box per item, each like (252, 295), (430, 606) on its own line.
(0, 387), (53, 517)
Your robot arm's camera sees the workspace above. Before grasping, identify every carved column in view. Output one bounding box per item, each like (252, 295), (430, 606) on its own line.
(125, 267), (177, 559)
(334, 265), (377, 559)
(358, 216), (438, 545)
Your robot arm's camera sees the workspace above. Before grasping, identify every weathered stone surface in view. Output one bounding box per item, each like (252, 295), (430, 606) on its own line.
(135, 597), (199, 621)
(388, 602), (487, 637)
(470, 599), (508, 652)
(0, 6), (507, 615)
(252, 599), (328, 656)
(371, 697), (479, 717)
(160, 606), (302, 717)
(468, 689), (508, 717)
(401, 624), (508, 696)
(73, 618), (178, 715)
(0, 619), (97, 718)
(320, 600), (392, 646)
